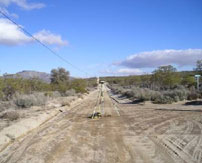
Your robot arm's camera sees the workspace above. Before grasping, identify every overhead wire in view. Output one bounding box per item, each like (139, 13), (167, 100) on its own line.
(0, 10), (91, 77)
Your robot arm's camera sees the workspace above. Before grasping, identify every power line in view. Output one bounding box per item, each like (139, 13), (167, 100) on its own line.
(0, 10), (90, 77)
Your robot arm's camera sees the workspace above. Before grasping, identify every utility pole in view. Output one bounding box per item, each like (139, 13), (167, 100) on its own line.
(195, 75), (201, 91)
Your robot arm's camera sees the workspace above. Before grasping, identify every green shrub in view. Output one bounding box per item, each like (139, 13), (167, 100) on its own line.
(70, 79), (87, 93)
(153, 95), (173, 104)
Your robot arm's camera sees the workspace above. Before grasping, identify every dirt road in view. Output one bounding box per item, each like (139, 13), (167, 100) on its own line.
(0, 84), (202, 163)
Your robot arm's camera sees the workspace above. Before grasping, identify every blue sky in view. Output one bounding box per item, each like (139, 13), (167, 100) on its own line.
(0, 0), (202, 77)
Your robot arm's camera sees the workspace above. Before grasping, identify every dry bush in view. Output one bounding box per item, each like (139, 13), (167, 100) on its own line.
(153, 95), (173, 104)
(44, 91), (61, 98)
(61, 100), (70, 107)
(187, 93), (199, 100)
(110, 84), (192, 104)
(77, 94), (83, 99)
(0, 101), (16, 113)
(52, 91), (61, 98)
(1, 110), (20, 121)
(14, 93), (47, 108)
(65, 89), (76, 96)
(44, 91), (53, 97)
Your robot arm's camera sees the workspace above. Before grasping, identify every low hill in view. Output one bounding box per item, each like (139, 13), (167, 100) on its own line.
(3, 71), (51, 83)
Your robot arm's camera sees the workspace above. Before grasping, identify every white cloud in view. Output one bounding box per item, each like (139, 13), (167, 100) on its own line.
(118, 49), (202, 68)
(33, 30), (68, 46)
(101, 68), (143, 76)
(117, 68), (143, 75)
(0, 0), (45, 10)
(0, 18), (31, 45)
(0, 18), (68, 46)
(0, 1), (67, 47)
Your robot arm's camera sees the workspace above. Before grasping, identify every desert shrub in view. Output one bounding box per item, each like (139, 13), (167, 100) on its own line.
(1, 110), (20, 121)
(44, 91), (53, 97)
(163, 89), (188, 102)
(0, 78), (51, 99)
(124, 87), (156, 101)
(0, 101), (16, 113)
(173, 86), (189, 100)
(132, 86), (190, 103)
(44, 91), (61, 98)
(77, 94), (83, 99)
(51, 82), (69, 95)
(113, 88), (122, 94)
(110, 85), (125, 94)
(65, 89), (76, 96)
(187, 93), (199, 100)
(123, 89), (134, 98)
(52, 91), (61, 98)
(86, 78), (98, 88)
(198, 91), (202, 99)
(70, 79), (87, 93)
(2, 85), (16, 100)
(172, 96), (180, 102)
(153, 95), (173, 104)
(140, 89), (156, 101)
(15, 95), (33, 108)
(0, 91), (4, 100)
(110, 84), (192, 104)
(0, 103), (6, 112)
(149, 91), (161, 101)
(14, 93), (47, 108)
(61, 100), (70, 107)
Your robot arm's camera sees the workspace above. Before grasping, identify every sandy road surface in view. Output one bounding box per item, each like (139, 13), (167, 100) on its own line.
(0, 85), (202, 163)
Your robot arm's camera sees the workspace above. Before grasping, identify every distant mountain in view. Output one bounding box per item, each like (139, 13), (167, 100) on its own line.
(3, 71), (51, 83)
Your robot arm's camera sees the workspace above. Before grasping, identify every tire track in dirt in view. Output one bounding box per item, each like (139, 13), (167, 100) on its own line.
(1, 85), (202, 163)
(0, 91), (98, 163)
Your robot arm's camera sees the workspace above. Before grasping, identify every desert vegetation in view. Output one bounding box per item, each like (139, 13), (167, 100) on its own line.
(107, 60), (202, 104)
(0, 68), (96, 121)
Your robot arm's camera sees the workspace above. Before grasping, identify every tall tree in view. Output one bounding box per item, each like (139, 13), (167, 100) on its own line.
(152, 65), (180, 89)
(50, 68), (70, 85)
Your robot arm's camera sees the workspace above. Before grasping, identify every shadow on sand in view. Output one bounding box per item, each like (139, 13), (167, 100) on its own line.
(124, 99), (145, 104)
(184, 101), (202, 106)
(155, 108), (202, 112)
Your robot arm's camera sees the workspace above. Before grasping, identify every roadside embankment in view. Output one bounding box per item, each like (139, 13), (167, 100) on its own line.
(0, 91), (94, 152)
